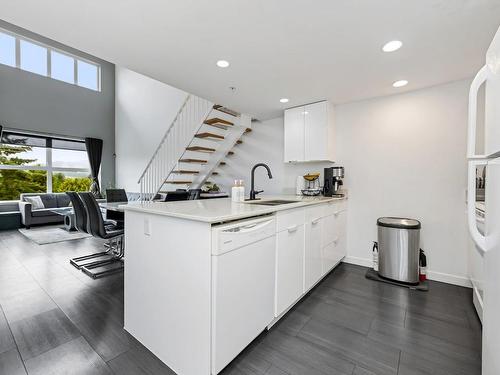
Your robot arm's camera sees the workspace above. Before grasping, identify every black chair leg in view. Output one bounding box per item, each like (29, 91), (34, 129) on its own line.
(80, 236), (124, 279)
(70, 238), (116, 269)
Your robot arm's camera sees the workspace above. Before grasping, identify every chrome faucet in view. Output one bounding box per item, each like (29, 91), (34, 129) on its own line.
(249, 163), (273, 200)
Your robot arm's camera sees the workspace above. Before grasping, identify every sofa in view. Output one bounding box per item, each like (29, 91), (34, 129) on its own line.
(0, 201), (22, 230)
(18, 193), (71, 228)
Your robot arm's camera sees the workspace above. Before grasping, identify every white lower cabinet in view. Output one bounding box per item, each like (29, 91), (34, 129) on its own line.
(336, 209), (347, 258)
(275, 224), (305, 317)
(304, 210), (323, 292)
(322, 213), (336, 248)
(322, 210), (347, 274)
(275, 201), (347, 319)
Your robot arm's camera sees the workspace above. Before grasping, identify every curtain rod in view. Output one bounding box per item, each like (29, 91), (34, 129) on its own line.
(1, 127), (86, 142)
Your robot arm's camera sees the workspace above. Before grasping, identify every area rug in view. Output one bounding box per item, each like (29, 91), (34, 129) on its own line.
(18, 226), (91, 245)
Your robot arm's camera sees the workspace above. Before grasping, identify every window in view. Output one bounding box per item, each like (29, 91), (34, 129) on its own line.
(0, 32), (15, 67)
(0, 131), (92, 201)
(51, 51), (74, 84)
(20, 40), (47, 76)
(0, 28), (101, 91)
(77, 60), (99, 91)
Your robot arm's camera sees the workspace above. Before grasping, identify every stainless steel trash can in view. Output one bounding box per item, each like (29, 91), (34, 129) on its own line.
(377, 217), (421, 284)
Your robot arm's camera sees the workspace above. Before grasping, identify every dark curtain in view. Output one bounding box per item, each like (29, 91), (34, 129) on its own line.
(85, 137), (103, 198)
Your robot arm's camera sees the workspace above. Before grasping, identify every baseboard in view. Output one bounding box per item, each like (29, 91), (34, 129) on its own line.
(426, 270), (471, 288)
(343, 256), (372, 268)
(342, 256), (471, 288)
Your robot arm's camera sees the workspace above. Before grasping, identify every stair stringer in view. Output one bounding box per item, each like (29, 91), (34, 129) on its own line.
(189, 114), (251, 189)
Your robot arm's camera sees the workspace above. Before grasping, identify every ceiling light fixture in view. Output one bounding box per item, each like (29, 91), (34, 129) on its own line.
(280, 98), (289, 103)
(382, 40), (403, 52)
(393, 80), (408, 88)
(216, 60), (230, 68)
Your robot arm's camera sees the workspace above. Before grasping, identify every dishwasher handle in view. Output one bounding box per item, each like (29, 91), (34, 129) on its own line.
(222, 219), (274, 234)
(214, 217), (276, 255)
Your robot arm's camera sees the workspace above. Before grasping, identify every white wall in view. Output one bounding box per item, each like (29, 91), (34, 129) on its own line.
(115, 66), (472, 286)
(335, 79), (471, 286)
(115, 67), (187, 191)
(211, 117), (334, 194)
(216, 79), (472, 286)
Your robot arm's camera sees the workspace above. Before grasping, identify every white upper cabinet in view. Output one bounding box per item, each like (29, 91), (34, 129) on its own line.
(283, 106), (305, 162)
(284, 101), (335, 162)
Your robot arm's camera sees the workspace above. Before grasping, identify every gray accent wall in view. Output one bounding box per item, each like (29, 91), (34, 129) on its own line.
(0, 19), (115, 189)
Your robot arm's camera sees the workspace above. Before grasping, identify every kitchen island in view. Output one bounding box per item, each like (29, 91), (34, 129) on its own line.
(122, 195), (347, 375)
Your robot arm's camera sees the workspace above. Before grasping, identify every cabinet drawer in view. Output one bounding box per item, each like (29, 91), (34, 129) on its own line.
(322, 208), (347, 248)
(276, 208), (305, 232)
(322, 240), (343, 275)
(305, 204), (324, 223)
(323, 200), (347, 217)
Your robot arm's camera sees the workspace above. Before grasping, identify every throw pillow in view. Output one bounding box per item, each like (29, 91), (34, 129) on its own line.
(24, 196), (45, 210)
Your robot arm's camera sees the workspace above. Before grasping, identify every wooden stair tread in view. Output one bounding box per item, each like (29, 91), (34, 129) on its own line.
(166, 180), (192, 184)
(204, 118), (234, 127)
(213, 105), (239, 117)
(195, 132), (225, 140)
(179, 158), (208, 163)
(186, 146), (216, 153)
(172, 170), (199, 174)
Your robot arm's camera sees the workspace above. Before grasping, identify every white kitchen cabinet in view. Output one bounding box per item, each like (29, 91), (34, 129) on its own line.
(335, 209), (347, 259)
(322, 209), (347, 274)
(284, 106), (305, 163)
(322, 213), (336, 248)
(284, 100), (335, 162)
(275, 224), (305, 316)
(304, 217), (323, 292)
(304, 205), (324, 292)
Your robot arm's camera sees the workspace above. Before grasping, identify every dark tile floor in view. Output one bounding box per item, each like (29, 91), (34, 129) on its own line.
(0, 229), (481, 375)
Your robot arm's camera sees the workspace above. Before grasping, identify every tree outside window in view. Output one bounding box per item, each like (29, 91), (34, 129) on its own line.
(0, 139), (92, 201)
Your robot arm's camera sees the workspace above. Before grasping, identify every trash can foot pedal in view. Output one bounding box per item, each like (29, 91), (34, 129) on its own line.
(365, 269), (429, 291)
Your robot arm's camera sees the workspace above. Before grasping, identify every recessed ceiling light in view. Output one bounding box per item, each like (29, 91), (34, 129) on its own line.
(393, 80), (408, 88)
(382, 40), (403, 52)
(216, 60), (229, 68)
(280, 98), (289, 103)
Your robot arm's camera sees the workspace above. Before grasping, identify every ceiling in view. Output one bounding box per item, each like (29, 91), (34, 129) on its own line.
(1, 0), (500, 119)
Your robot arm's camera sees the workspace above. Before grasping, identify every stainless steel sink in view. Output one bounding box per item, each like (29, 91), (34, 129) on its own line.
(245, 199), (298, 206)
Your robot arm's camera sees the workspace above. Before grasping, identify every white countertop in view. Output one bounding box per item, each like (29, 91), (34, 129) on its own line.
(122, 195), (346, 223)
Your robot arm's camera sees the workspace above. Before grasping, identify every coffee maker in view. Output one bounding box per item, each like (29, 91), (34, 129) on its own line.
(323, 167), (344, 196)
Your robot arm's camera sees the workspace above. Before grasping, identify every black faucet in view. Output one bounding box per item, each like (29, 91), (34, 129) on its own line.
(249, 163), (273, 200)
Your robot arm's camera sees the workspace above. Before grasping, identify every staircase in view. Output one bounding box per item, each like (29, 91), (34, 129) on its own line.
(138, 95), (251, 200)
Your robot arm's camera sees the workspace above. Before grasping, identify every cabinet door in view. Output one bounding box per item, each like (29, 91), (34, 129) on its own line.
(304, 217), (323, 292)
(322, 210), (347, 274)
(284, 106), (305, 162)
(275, 225), (305, 316)
(304, 101), (328, 161)
(335, 210), (347, 259)
(322, 213), (336, 248)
